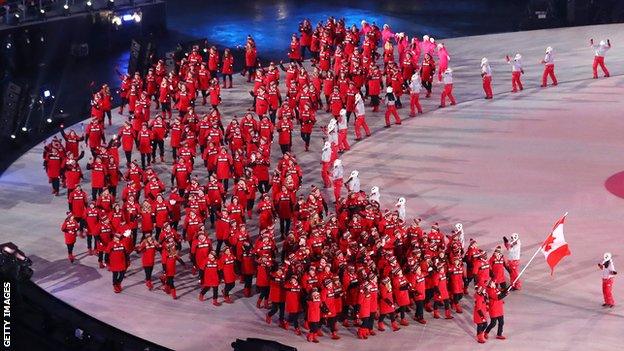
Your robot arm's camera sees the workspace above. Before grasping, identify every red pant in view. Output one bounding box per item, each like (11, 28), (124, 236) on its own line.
(482, 75), (493, 98)
(333, 179), (343, 202)
(385, 105), (401, 126)
(354, 115), (371, 139)
(321, 161), (331, 187)
(338, 129), (350, 151)
(440, 84), (456, 107)
(593, 56), (610, 78)
(542, 65), (557, 86)
(508, 259), (521, 289)
(511, 71), (523, 92)
(409, 93), (422, 115)
(602, 278), (615, 305)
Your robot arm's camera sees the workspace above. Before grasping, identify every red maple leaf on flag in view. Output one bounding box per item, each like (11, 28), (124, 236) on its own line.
(542, 234), (555, 252)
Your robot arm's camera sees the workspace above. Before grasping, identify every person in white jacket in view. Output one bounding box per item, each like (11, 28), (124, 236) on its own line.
(320, 141), (332, 188)
(503, 233), (522, 290)
(395, 197), (406, 221)
(439, 68), (456, 108)
(590, 38), (611, 78)
(481, 57), (493, 99)
(336, 109), (350, 152)
(540, 46), (557, 87)
(369, 186), (380, 204)
(353, 94), (371, 140)
(506, 53), (524, 92)
(598, 252), (617, 307)
(345, 170), (360, 193)
(331, 159), (344, 202)
(409, 72), (423, 116)
(326, 118), (338, 164)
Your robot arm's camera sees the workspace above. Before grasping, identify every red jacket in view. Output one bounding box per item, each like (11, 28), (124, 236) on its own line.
(218, 253), (237, 284)
(307, 300), (321, 323)
(392, 275), (411, 306)
(61, 218), (79, 245)
(487, 286), (505, 318)
(473, 292), (488, 324)
(136, 240), (158, 267)
(69, 190), (88, 218)
(284, 282), (302, 313)
(357, 290), (371, 318)
(269, 273), (285, 303)
(202, 257), (220, 287)
(379, 283), (395, 314)
(215, 214), (231, 241)
(107, 241), (128, 272)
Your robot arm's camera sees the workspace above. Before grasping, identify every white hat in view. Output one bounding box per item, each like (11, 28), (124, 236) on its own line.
(455, 223), (463, 232)
(481, 57), (488, 66)
(371, 186), (379, 194)
(333, 159), (342, 167)
(437, 43), (443, 49)
(429, 37), (435, 43)
(361, 20), (367, 25)
(350, 170), (359, 178)
(169, 199), (176, 205)
(599, 40), (606, 46)
(511, 233), (519, 241)
(514, 53), (522, 61)
(355, 93), (362, 101)
(546, 46), (553, 53)
(123, 229), (132, 238)
(445, 67), (452, 74)
(396, 197), (406, 205)
(603, 252), (612, 263)
(423, 35), (429, 41)
(386, 86), (393, 93)
(323, 141), (331, 150)
(339, 109), (347, 116)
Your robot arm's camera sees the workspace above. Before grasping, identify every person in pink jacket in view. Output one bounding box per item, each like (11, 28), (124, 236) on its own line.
(381, 24), (395, 45)
(437, 43), (450, 82)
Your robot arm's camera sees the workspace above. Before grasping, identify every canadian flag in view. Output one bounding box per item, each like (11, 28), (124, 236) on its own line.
(541, 213), (571, 274)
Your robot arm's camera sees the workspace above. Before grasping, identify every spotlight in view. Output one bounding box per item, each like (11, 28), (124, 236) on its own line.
(108, 0), (115, 10)
(86, 1), (92, 9)
(111, 16), (122, 26)
(43, 90), (51, 98)
(46, 118), (53, 124)
(40, 36), (44, 43)
(6, 43), (11, 49)
(10, 134), (16, 140)
(132, 11), (142, 23)
(21, 127), (27, 132)
(63, 3), (70, 15)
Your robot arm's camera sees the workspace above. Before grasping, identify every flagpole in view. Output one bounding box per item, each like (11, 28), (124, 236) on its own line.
(506, 212), (568, 293)
(507, 245), (541, 292)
